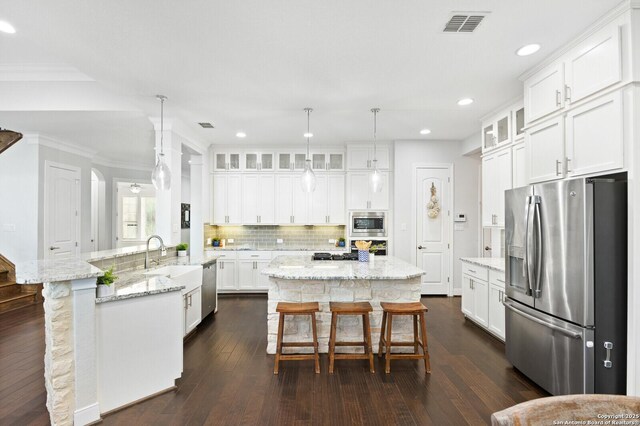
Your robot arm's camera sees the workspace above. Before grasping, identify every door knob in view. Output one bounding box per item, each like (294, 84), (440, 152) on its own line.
(49, 246), (60, 251)
(418, 245), (424, 250)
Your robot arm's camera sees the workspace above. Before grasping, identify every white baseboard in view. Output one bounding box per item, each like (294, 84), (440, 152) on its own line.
(75, 402), (101, 425)
(452, 288), (462, 296)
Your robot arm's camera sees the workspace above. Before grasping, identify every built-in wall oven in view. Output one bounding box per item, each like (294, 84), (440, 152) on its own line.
(349, 211), (387, 238)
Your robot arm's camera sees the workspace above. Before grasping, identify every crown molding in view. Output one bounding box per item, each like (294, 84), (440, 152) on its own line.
(479, 95), (523, 123)
(26, 133), (98, 158)
(0, 64), (94, 82)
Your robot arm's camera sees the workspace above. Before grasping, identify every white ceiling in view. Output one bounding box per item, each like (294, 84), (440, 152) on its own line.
(0, 0), (621, 162)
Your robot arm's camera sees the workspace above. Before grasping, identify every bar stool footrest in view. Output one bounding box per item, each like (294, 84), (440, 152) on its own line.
(281, 342), (316, 347)
(334, 341), (367, 347)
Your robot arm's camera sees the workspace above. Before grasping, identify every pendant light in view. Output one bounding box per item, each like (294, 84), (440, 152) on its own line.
(129, 183), (142, 194)
(152, 95), (171, 190)
(370, 108), (383, 193)
(301, 107), (316, 192)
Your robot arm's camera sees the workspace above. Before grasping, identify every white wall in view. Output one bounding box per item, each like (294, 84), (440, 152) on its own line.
(461, 132), (482, 155)
(0, 136), (40, 263)
(393, 140), (481, 292)
(180, 172), (190, 245)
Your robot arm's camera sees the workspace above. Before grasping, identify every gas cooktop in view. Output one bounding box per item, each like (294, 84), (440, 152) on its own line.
(312, 252), (358, 261)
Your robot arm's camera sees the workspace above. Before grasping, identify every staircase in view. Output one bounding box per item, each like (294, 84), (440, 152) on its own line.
(0, 129), (23, 155)
(0, 254), (40, 315)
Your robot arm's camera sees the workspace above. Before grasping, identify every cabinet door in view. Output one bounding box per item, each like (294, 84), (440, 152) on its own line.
(347, 172), (370, 210)
(226, 174), (242, 224)
(309, 175), (328, 224)
(217, 260), (236, 290)
(481, 154), (497, 227)
(214, 153), (227, 171)
(514, 107), (525, 140)
(237, 260), (255, 290)
(327, 153), (344, 171)
(277, 153), (292, 171)
(241, 174), (259, 225)
(228, 153), (241, 170)
(312, 153), (326, 171)
(565, 25), (621, 105)
(185, 288), (202, 335)
(461, 275), (474, 317)
(373, 146), (390, 170)
(258, 175), (276, 224)
(275, 175), (293, 224)
(254, 260), (271, 290)
(327, 174), (346, 224)
(244, 153), (259, 170)
(512, 143), (528, 189)
(525, 62), (564, 122)
(293, 153), (307, 170)
(488, 284), (505, 340)
(483, 123), (496, 151)
(212, 175), (227, 224)
(566, 92), (623, 177)
(495, 149), (512, 227)
(260, 153), (274, 170)
(292, 176), (309, 224)
(369, 172), (390, 210)
(472, 279), (489, 328)
(526, 117), (565, 184)
(496, 114), (511, 145)
(347, 147), (371, 170)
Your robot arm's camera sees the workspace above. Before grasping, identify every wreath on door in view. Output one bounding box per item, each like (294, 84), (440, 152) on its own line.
(427, 183), (441, 218)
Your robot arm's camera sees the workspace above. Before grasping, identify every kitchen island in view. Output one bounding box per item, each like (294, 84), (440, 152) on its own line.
(262, 255), (425, 354)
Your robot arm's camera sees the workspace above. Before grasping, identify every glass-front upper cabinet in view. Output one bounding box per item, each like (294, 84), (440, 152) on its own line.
(213, 152), (241, 171)
(276, 151), (307, 171)
(244, 152), (273, 171)
(482, 123), (496, 151)
(514, 107), (525, 140)
(482, 113), (511, 153)
(310, 150), (345, 171)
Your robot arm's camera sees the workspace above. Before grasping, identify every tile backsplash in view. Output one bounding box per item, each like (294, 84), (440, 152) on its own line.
(204, 224), (346, 250)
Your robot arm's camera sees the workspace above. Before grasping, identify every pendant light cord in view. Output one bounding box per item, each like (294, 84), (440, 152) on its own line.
(157, 95), (167, 158)
(371, 108), (380, 163)
(304, 107), (313, 160)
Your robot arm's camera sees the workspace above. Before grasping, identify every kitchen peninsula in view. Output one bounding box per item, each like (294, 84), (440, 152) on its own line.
(262, 255), (425, 354)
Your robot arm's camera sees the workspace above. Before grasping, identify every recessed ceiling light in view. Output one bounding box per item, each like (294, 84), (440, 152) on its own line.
(420, 129), (431, 135)
(457, 98), (474, 106)
(0, 21), (16, 34)
(303, 132), (313, 138)
(236, 132), (246, 138)
(516, 43), (541, 56)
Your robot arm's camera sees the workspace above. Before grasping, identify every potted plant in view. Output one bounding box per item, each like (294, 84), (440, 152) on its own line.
(96, 267), (118, 298)
(177, 243), (188, 257)
(337, 237), (346, 247)
(369, 244), (383, 262)
(212, 238), (220, 247)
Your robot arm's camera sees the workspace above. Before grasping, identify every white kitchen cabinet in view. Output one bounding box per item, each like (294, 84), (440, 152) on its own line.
(237, 252), (272, 291)
(217, 258), (237, 291)
(488, 270), (506, 341)
(565, 25), (621, 105)
(526, 116), (565, 184)
(482, 148), (511, 227)
(512, 142), (527, 188)
(277, 151), (307, 171)
(311, 150), (345, 171)
(514, 106), (525, 141)
(525, 62), (565, 123)
(292, 176), (310, 224)
(565, 91), (623, 177)
(310, 174), (346, 224)
(184, 287), (202, 336)
(461, 264), (489, 329)
(347, 172), (389, 210)
(461, 275), (474, 317)
(241, 174), (275, 224)
(482, 112), (511, 152)
(347, 145), (390, 170)
(213, 152), (241, 171)
(244, 152), (274, 171)
(212, 174), (242, 224)
(274, 175), (309, 224)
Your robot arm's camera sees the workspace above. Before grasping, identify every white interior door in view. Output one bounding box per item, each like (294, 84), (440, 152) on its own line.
(45, 162), (81, 259)
(415, 166), (452, 295)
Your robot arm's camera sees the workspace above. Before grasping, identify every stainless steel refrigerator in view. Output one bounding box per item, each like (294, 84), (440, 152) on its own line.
(504, 177), (627, 395)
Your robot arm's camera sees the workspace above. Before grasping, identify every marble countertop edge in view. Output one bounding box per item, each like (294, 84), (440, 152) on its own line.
(460, 257), (506, 272)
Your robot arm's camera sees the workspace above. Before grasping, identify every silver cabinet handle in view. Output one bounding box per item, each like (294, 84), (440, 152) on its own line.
(503, 301), (581, 339)
(468, 269), (476, 273)
(188, 294), (192, 307)
(49, 246), (60, 251)
(251, 255), (259, 257)
(555, 90), (561, 107)
(604, 341), (613, 368)
(565, 85), (571, 102)
(565, 157), (572, 173)
(496, 278), (505, 283)
(556, 160), (562, 176)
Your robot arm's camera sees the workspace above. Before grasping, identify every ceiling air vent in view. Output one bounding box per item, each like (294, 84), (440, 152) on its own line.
(443, 13), (487, 33)
(198, 122), (214, 129)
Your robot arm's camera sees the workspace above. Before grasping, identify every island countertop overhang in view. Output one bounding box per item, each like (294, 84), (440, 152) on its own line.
(261, 255), (425, 280)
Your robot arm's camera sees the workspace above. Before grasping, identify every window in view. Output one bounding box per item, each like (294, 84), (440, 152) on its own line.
(118, 183), (156, 243)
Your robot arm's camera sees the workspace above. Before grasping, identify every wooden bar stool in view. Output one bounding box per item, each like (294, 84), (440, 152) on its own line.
(273, 302), (320, 375)
(378, 302), (431, 374)
(328, 302), (375, 374)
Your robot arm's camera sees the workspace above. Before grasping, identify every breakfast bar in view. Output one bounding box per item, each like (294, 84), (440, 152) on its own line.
(262, 255), (425, 354)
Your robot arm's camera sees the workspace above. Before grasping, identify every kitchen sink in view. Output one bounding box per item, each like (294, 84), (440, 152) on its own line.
(143, 265), (203, 293)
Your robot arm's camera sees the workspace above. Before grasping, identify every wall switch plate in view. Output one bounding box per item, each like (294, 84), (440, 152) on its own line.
(276, 239), (284, 244)
(328, 239), (336, 244)
(206, 238), (212, 245)
(228, 239), (234, 243)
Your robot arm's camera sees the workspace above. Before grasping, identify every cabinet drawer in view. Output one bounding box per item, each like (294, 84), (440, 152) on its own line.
(212, 252), (237, 260)
(489, 270), (506, 288)
(462, 263), (488, 282)
(237, 251), (272, 260)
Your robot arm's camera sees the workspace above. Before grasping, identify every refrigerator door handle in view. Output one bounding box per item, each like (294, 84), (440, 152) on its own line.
(503, 300), (582, 339)
(524, 196), (534, 296)
(533, 197), (543, 298)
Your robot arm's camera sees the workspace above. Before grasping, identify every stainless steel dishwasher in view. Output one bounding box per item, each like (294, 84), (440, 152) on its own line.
(201, 259), (217, 320)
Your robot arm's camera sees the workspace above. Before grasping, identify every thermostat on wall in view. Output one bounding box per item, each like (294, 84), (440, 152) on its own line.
(454, 213), (467, 222)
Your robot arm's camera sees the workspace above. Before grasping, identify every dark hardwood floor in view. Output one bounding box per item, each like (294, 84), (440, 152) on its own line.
(0, 295), (547, 425)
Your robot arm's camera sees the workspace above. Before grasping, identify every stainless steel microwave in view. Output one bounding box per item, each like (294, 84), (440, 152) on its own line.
(350, 211), (387, 238)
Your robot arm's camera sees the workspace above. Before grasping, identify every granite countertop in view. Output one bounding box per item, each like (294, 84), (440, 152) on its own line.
(262, 255), (425, 280)
(16, 259), (103, 284)
(95, 275), (185, 304)
(81, 244), (177, 262)
(206, 246), (349, 252)
(460, 257), (505, 272)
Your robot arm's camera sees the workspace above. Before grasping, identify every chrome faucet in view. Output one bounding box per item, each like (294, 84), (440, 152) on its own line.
(145, 235), (166, 269)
